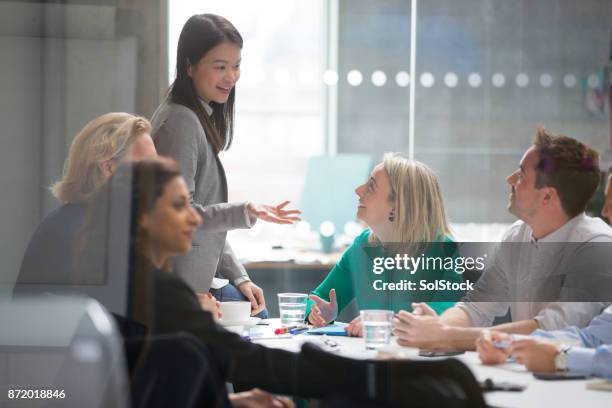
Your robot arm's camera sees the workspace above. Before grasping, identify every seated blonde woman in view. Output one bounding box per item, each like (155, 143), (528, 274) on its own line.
(307, 153), (463, 335)
(16, 112), (156, 290)
(15, 112), (221, 317)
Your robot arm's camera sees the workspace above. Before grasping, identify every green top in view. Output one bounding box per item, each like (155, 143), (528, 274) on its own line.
(306, 229), (464, 318)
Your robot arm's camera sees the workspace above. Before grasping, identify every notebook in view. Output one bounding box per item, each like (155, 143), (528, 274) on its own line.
(306, 323), (349, 336)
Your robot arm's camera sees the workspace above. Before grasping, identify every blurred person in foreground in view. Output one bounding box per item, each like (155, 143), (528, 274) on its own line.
(78, 157), (485, 407)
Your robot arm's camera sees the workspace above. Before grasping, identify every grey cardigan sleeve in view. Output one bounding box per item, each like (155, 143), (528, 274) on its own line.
(153, 109), (256, 233)
(196, 201), (256, 234)
(218, 240), (250, 284)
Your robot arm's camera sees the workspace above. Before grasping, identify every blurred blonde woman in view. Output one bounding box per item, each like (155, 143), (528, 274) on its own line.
(16, 112), (156, 289)
(307, 153), (463, 335)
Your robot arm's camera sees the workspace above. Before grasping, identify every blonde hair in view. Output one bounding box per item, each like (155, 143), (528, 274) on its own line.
(51, 112), (152, 203)
(379, 153), (451, 243)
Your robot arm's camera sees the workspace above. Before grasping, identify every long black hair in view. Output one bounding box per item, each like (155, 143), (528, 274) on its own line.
(76, 159), (182, 325)
(170, 14), (243, 154)
(76, 158), (180, 278)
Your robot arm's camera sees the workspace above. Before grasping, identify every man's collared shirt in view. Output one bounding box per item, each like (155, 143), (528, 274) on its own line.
(456, 213), (612, 330)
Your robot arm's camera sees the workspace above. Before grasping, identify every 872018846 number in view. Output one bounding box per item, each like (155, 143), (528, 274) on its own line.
(7, 389), (65, 399)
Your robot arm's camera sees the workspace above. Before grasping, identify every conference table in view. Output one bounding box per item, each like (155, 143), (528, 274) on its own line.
(240, 319), (612, 407)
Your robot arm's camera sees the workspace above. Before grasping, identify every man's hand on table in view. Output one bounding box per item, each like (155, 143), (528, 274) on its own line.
(393, 303), (449, 348)
(476, 330), (512, 365)
(477, 331), (561, 374)
(511, 338), (559, 373)
(238, 281), (266, 315)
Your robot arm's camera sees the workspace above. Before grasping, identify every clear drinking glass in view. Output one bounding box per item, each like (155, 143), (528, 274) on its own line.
(277, 293), (308, 327)
(360, 309), (393, 349)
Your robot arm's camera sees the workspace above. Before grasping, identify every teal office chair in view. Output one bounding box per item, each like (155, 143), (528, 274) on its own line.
(300, 154), (372, 234)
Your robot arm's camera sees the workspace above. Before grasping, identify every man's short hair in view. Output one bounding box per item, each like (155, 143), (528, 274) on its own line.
(532, 127), (600, 218)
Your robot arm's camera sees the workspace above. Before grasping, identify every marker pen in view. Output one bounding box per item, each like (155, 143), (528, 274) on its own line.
(289, 327), (309, 335)
(275, 325), (305, 335)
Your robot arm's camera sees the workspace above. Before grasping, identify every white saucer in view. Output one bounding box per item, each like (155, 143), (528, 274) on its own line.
(219, 316), (260, 327)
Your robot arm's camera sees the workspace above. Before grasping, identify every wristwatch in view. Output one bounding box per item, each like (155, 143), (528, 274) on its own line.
(554, 345), (571, 372)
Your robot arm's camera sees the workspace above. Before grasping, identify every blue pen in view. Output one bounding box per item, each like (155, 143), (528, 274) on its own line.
(492, 334), (530, 349)
(492, 340), (511, 349)
(289, 327), (309, 335)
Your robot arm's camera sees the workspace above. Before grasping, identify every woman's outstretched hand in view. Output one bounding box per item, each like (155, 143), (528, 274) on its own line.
(307, 289), (338, 327)
(247, 201), (301, 224)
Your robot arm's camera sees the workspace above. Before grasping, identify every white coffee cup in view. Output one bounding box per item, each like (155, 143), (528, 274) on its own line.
(219, 301), (251, 323)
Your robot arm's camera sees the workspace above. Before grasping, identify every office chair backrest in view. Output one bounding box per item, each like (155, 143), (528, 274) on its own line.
(0, 296), (129, 408)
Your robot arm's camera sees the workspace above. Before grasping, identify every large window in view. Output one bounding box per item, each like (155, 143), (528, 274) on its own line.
(168, 0), (610, 241)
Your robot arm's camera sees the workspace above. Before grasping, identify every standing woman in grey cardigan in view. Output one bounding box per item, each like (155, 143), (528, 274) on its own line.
(151, 14), (300, 317)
